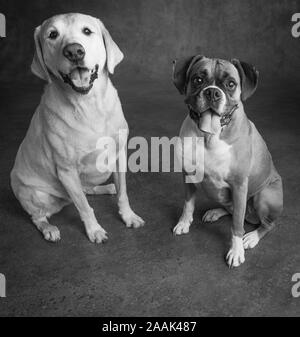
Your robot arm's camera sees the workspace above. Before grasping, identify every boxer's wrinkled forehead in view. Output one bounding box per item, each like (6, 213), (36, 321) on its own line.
(188, 58), (240, 84)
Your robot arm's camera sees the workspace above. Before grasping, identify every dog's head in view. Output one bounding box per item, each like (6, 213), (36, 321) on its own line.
(173, 55), (259, 133)
(31, 13), (123, 94)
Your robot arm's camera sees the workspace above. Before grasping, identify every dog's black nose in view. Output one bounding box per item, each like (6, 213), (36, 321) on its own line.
(63, 43), (85, 62)
(204, 87), (222, 102)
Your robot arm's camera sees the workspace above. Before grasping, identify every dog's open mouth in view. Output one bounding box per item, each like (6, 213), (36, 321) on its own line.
(188, 105), (238, 134)
(59, 65), (99, 94)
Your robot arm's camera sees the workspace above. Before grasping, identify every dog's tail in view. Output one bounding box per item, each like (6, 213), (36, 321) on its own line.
(84, 184), (116, 195)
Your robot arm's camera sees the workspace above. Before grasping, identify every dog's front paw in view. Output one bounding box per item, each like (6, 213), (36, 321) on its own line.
(173, 221), (190, 235)
(120, 209), (145, 229)
(226, 236), (245, 268)
(87, 227), (108, 244)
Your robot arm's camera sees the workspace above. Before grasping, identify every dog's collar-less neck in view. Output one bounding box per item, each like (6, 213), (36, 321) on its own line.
(187, 105), (238, 130)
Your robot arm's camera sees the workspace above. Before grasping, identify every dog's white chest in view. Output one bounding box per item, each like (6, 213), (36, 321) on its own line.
(204, 136), (232, 184)
(178, 117), (232, 189)
(178, 132), (232, 189)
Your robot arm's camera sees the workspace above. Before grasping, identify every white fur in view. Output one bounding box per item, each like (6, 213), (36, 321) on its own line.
(203, 132), (232, 188)
(243, 230), (260, 249)
(11, 14), (144, 243)
(202, 208), (229, 222)
(226, 235), (245, 267)
(177, 116), (232, 190)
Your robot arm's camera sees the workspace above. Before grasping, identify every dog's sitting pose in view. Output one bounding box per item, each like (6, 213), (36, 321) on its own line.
(11, 13), (144, 243)
(173, 55), (283, 267)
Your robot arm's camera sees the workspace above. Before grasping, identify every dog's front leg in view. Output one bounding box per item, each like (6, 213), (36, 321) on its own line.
(173, 174), (196, 235)
(57, 168), (107, 243)
(226, 179), (248, 268)
(113, 148), (145, 228)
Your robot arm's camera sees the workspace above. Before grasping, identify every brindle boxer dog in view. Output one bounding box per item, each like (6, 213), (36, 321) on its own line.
(172, 55), (283, 268)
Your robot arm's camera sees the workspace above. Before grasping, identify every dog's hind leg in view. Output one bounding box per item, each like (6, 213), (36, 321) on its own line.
(84, 184), (116, 195)
(32, 216), (61, 242)
(202, 208), (229, 223)
(243, 175), (283, 250)
(14, 184), (69, 242)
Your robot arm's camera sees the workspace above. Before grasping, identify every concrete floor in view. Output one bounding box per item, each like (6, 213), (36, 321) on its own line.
(0, 77), (300, 316)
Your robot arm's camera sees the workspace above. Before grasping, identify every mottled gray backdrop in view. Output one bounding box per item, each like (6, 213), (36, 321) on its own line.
(0, 0), (299, 86)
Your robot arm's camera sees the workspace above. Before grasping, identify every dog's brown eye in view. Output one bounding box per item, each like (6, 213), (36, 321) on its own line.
(228, 81), (236, 89)
(49, 31), (59, 40)
(193, 76), (203, 86)
(83, 27), (92, 36)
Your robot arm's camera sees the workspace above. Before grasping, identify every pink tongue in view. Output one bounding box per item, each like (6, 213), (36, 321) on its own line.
(199, 111), (220, 134)
(70, 68), (90, 87)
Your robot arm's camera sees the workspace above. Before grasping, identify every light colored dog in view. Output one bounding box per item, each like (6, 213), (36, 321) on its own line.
(11, 13), (144, 243)
(173, 55), (283, 267)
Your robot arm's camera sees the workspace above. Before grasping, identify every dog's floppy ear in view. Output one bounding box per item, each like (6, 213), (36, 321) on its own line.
(172, 55), (204, 95)
(98, 20), (124, 74)
(231, 59), (259, 101)
(31, 25), (51, 83)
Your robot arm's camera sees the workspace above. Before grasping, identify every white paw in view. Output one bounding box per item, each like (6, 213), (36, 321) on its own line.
(173, 221), (190, 235)
(226, 236), (245, 268)
(87, 227), (108, 244)
(42, 225), (61, 242)
(202, 208), (228, 222)
(120, 210), (145, 229)
(243, 230), (260, 250)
